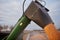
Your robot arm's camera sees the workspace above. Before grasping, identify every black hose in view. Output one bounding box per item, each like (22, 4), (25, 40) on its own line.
(23, 0), (26, 15)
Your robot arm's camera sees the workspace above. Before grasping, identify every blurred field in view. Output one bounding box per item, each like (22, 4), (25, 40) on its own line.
(17, 30), (48, 40)
(17, 29), (60, 40)
(0, 25), (60, 40)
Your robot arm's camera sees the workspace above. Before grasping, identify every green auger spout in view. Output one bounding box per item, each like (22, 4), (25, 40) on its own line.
(6, 15), (31, 40)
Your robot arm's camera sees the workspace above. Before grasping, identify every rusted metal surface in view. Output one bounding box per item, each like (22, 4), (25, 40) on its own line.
(25, 1), (53, 28)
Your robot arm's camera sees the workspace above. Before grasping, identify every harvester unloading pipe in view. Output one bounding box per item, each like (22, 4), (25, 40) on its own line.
(6, 1), (53, 40)
(5, 0), (60, 40)
(25, 1), (53, 28)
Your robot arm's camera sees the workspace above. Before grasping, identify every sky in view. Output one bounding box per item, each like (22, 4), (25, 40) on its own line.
(0, 0), (60, 30)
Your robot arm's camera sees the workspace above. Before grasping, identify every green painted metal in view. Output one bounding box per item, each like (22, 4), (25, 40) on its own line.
(6, 15), (31, 40)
